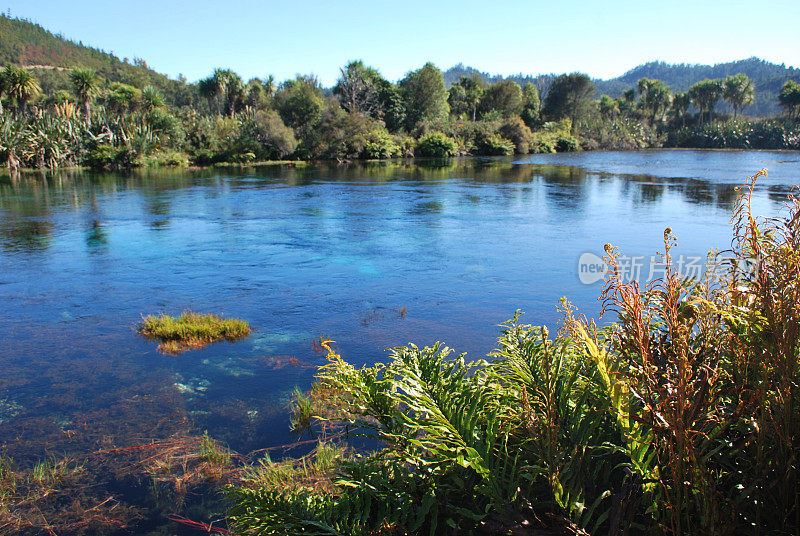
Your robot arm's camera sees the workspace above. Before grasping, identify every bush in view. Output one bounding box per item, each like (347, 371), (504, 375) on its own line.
(82, 142), (136, 170)
(669, 118), (800, 149)
(475, 133), (515, 156)
(498, 116), (534, 154)
(415, 131), (457, 157)
(529, 119), (579, 153)
(237, 109), (297, 160)
(554, 134), (579, 152)
(362, 130), (401, 159)
(136, 148), (189, 167)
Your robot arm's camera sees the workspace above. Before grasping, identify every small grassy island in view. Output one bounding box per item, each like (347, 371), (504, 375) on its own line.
(137, 311), (251, 354)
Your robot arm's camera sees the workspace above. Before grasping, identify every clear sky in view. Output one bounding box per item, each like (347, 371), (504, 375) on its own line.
(4, 0), (799, 85)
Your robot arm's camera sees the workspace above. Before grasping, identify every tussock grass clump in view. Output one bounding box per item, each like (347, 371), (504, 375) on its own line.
(137, 311), (251, 354)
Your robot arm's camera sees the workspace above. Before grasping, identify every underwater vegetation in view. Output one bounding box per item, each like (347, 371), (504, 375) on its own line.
(0, 433), (239, 535)
(137, 311), (251, 354)
(225, 170), (800, 535)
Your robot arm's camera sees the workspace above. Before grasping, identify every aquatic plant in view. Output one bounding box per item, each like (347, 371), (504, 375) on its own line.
(137, 311), (251, 354)
(288, 387), (316, 435)
(200, 431), (233, 467)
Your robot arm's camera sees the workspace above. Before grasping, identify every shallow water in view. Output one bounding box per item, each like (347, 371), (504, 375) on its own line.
(0, 150), (798, 465)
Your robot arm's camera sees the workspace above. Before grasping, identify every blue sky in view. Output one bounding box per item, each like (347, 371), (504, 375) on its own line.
(4, 0), (799, 85)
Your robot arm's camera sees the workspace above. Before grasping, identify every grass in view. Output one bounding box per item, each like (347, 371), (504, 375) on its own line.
(198, 432), (232, 466)
(288, 387), (315, 434)
(137, 311), (251, 354)
(240, 442), (348, 493)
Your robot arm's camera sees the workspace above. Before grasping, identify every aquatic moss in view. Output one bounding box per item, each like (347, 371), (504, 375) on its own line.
(138, 311), (251, 354)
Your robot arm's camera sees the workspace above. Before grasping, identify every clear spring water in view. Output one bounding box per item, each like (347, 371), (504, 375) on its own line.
(1, 150), (798, 463)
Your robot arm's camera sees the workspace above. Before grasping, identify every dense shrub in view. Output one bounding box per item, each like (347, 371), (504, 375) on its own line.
(669, 118), (800, 149)
(415, 131), (457, 157)
(529, 119), (580, 153)
(236, 109), (297, 160)
(498, 116), (534, 154)
(361, 130), (401, 159)
(82, 142), (136, 170)
(475, 132), (514, 155)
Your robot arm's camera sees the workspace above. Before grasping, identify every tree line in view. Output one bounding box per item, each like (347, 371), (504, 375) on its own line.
(1, 59), (800, 174)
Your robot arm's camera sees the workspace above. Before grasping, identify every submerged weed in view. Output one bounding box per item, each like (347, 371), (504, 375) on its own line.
(198, 432), (232, 467)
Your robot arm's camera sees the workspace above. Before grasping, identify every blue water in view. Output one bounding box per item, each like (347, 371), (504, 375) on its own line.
(0, 150), (798, 461)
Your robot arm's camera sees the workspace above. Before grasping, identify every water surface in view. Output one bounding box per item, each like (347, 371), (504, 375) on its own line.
(1, 150), (798, 463)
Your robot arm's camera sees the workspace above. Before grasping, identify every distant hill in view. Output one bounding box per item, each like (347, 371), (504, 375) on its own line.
(444, 58), (800, 117)
(0, 14), (189, 105)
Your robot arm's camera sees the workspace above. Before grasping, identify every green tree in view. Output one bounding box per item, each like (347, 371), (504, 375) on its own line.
(778, 80), (800, 120)
(688, 79), (723, 124)
(69, 68), (98, 126)
(244, 77), (272, 110)
(542, 72), (595, 134)
(399, 62), (449, 129)
(448, 74), (485, 121)
(521, 82), (540, 128)
(218, 69), (244, 117)
(619, 88), (637, 114)
(237, 109), (297, 159)
(447, 83), (468, 119)
(723, 73), (755, 119)
(198, 69), (244, 117)
(599, 94), (619, 120)
(105, 82), (141, 115)
(4, 64), (40, 117)
(671, 91), (691, 127)
(198, 75), (221, 115)
(274, 75), (325, 131)
(637, 78), (672, 123)
(333, 60), (383, 117)
(375, 79), (405, 132)
(479, 80), (523, 119)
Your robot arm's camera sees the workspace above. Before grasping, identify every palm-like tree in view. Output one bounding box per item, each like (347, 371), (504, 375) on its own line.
(723, 74), (755, 119)
(141, 85), (164, 112)
(3, 65), (40, 117)
(69, 68), (99, 127)
(198, 76), (221, 115)
(198, 69), (243, 117)
(688, 79), (724, 124)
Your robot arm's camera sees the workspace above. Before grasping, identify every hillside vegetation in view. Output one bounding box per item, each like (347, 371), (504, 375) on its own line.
(0, 14), (189, 105)
(444, 57), (800, 117)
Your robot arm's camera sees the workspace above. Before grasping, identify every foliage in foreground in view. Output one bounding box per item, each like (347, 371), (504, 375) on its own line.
(227, 170), (800, 535)
(137, 311), (251, 354)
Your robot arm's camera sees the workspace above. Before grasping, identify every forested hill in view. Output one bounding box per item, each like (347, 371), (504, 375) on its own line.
(444, 58), (800, 117)
(0, 14), (188, 104)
